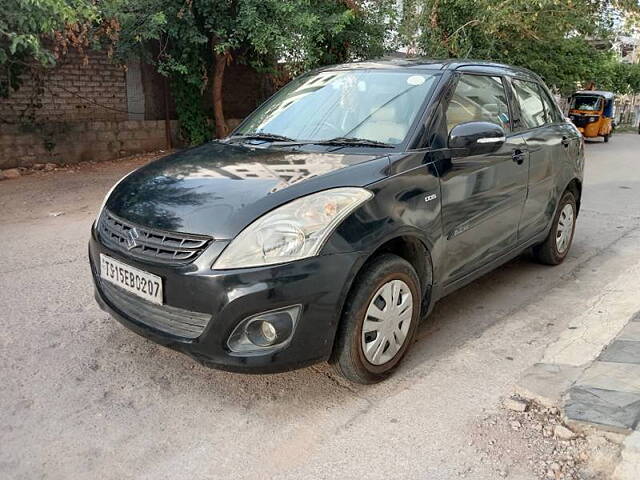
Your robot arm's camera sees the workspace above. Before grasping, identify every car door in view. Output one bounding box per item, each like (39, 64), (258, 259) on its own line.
(511, 79), (573, 240)
(437, 73), (528, 285)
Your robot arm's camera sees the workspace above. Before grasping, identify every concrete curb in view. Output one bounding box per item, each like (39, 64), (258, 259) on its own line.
(517, 313), (640, 434)
(564, 314), (640, 433)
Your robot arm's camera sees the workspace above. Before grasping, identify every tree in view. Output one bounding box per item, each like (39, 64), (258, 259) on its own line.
(112, 0), (397, 143)
(398, 0), (640, 94)
(598, 60), (640, 93)
(0, 0), (117, 98)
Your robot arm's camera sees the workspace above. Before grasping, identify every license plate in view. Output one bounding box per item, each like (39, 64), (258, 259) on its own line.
(100, 254), (163, 305)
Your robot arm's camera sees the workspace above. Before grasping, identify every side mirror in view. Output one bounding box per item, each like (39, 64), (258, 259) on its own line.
(448, 121), (506, 156)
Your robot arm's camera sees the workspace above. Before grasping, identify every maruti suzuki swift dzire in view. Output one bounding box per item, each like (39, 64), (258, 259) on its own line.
(90, 59), (584, 383)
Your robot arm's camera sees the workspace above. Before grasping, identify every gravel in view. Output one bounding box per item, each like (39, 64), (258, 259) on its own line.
(504, 397), (529, 412)
(468, 400), (623, 480)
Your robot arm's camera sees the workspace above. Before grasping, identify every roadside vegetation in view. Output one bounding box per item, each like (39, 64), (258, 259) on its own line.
(2, 0), (640, 144)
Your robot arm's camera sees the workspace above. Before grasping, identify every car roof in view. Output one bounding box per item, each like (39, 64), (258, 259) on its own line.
(574, 90), (615, 99)
(316, 57), (542, 81)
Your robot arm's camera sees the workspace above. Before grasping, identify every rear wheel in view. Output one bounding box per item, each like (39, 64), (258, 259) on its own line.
(533, 191), (577, 265)
(331, 254), (421, 384)
(604, 134), (610, 143)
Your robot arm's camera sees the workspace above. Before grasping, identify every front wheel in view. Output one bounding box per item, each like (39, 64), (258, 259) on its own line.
(604, 134), (610, 143)
(330, 254), (421, 384)
(533, 191), (577, 265)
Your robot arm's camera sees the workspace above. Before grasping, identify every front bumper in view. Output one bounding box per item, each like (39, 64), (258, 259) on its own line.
(89, 229), (365, 373)
(569, 114), (602, 137)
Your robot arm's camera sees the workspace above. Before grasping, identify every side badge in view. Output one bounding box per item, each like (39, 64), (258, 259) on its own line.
(424, 193), (437, 203)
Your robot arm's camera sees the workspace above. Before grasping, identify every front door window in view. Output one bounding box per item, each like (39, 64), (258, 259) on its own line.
(445, 75), (511, 133)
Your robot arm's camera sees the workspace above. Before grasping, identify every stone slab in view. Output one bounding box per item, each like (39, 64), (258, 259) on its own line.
(515, 363), (583, 407)
(565, 386), (640, 433)
(599, 340), (640, 365)
(613, 431), (640, 480)
(576, 361), (640, 394)
(618, 322), (640, 341)
(540, 262), (640, 366)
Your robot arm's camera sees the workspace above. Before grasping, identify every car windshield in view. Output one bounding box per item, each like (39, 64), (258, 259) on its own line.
(234, 69), (440, 146)
(570, 95), (602, 111)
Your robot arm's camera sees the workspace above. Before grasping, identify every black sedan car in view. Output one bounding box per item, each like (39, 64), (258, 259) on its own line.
(90, 59), (584, 383)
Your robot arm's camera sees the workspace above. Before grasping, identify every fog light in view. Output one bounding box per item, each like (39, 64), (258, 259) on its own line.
(246, 320), (278, 347)
(227, 305), (301, 354)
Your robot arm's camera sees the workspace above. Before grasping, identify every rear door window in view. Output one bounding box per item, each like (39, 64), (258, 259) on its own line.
(539, 88), (563, 124)
(445, 74), (511, 134)
(512, 79), (546, 129)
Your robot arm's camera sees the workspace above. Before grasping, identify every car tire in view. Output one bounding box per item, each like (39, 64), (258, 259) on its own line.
(604, 134), (609, 143)
(331, 253), (421, 384)
(533, 191), (577, 265)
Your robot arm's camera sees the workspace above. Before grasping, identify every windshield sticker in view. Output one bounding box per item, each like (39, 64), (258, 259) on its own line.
(407, 75), (426, 86)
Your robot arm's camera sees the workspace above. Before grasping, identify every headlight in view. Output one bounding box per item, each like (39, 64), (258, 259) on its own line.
(569, 115), (575, 121)
(589, 116), (598, 123)
(213, 187), (373, 269)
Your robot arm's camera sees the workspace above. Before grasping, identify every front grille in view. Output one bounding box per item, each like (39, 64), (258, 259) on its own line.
(98, 210), (212, 265)
(570, 115), (594, 128)
(100, 280), (211, 339)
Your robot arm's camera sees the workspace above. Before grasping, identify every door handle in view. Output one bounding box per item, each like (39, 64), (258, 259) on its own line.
(512, 149), (526, 165)
(561, 136), (570, 147)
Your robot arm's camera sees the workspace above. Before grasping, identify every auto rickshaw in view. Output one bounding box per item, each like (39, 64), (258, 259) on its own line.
(568, 90), (615, 142)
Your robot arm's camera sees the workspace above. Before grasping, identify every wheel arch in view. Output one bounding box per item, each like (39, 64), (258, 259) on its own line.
(329, 233), (435, 360)
(364, 235), (434, 300)
(565, 178), (582, 215)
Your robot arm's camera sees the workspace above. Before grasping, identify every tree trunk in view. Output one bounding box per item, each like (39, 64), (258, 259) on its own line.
(162, 75), (172, 149)
(213, 51), (229, 138)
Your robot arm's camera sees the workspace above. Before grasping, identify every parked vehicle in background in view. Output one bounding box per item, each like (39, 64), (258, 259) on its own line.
(90, 59), (584, 384)
(568, 90), (615, 142)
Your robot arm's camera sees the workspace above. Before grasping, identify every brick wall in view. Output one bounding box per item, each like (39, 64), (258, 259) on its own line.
(0, 48), (273, 170)
(1, 50), (127, 123)
(0, 120), (178, 169)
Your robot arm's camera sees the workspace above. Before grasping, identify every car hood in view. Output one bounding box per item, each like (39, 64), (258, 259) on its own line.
(106, 142), (389, 239)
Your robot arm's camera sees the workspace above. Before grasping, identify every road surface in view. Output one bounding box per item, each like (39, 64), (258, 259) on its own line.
(2, 135), (640, 479)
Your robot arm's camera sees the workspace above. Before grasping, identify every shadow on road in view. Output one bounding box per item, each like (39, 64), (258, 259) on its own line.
(90, 249), (556, 407)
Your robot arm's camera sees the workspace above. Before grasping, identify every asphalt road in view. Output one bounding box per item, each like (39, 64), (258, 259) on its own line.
(2, 134), (640, 480)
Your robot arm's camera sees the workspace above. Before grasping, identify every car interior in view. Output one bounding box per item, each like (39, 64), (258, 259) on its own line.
(445, 75), (511, 133)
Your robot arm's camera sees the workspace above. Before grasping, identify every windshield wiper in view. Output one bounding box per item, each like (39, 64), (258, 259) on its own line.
(228, 134), (393, 148)
(275, 136), (393, 148)
(315, 137), (393, 148)
(227, 132), (296, 143)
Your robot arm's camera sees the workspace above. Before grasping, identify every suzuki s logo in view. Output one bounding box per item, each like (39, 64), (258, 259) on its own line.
(126, 228), (139, 250)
